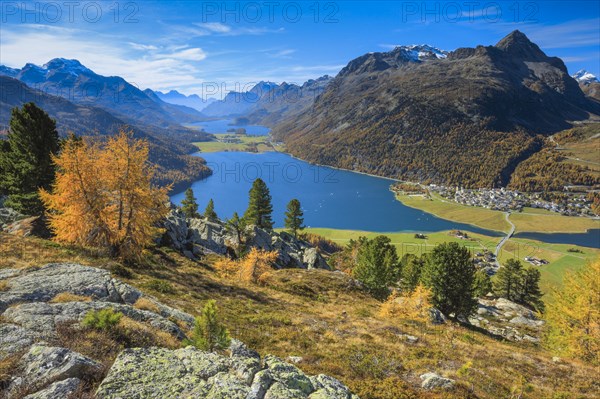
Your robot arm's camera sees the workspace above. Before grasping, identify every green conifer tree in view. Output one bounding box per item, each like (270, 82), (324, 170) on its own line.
(284, 198), (304, 237)
(180, 188), (200, 218)
(204, 198), (217, 221)
(188, 300), (230, 352)
(421, 242), (478, 319)
(225, 212), (246, 255)
(243, 178), (273, 229)
(473, 269), (493, 297)
(0, 103), (60, 214)
(493, 258), (523, 301)
(352, 235), (400, 300)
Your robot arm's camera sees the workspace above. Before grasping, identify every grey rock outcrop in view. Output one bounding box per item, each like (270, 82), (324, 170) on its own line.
(162, 209), (330, 270)
(10, 345), (100, 394)
(22, 378), (81, 399)
(471, 298), (544, 342)
(96, 342), (358, 399)
(420, 373), (455, 390)
(0, 263), (358, 398)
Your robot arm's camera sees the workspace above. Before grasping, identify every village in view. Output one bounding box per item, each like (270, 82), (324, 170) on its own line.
(427, 185), (596, 217)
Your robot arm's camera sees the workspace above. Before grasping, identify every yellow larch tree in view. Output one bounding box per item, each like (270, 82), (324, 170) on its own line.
(40, 130), (170, 260)
(379, 284), (433, 323)
(214, 248), (278, 284)
(544, 260), (600, 365)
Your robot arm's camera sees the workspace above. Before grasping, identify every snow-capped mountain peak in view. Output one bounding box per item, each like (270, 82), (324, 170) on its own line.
(395, 44), (449, 61)
(572, 69), (598, 85)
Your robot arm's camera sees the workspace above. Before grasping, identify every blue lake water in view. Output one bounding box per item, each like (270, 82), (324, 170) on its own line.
(515, 230), (600, 249)
(172, 151), (503, 237)
(190, 119), (270, 136)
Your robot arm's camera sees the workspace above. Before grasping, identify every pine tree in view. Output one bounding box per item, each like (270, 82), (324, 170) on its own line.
(40, 130), (169, 261)
(493, 258), (524, 301)
(188, 300), (231, 352)
(0, 103), (60, 214)
(473, 269), (493, 297)
(421, 242), (477, 319)
(352, 235), (400, 300)
(545, 260), (599, 365)
(204, 199), (217, 221)
(225, 212), (246, 254)
(399, 254), (424, 292)
(284, 198), (304, 237)
(181, 188), (200, 218)
(519, 267), (544, 311)
(243, 178), (273, 229)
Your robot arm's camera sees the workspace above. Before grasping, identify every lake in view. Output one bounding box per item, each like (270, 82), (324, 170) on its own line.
(189, 119), (270, 136)
(172, 151), (503, 237)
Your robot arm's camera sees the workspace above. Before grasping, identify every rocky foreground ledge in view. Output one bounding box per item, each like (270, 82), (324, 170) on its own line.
(0, 263), (358, 399)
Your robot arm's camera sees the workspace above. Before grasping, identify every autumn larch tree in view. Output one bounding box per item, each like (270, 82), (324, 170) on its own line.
(284, 198), (304, 238)
(544, 260), (599, 365)
(40, 130), (170, 260)
(243, 178), (273, 229)
(181, 188), (200, 218)
(0, 103), (60, 214)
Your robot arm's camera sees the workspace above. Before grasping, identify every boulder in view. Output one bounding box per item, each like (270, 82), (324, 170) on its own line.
(420, 372), (455, 390)
(23, 377), (81, 399)
(96, 347), (359, 399)
(11, 345), (99, 394)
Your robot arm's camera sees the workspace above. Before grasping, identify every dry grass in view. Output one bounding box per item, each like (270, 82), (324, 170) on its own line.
(133, 297), (160, 313)
(0, 280), (9, 291)
(1, 233), (599, 399)
(49, 292), (92, 303)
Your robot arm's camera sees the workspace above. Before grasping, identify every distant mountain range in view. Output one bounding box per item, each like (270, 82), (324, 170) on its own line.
(0, 59), (212, 190)
(154, 90), (217, 112)
(270, 30), (600, 188)
(201, 81), (281, 117)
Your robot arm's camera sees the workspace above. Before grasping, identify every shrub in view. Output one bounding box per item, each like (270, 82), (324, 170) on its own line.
(187, 300), (230, 352)
(82, 308), (123, 331)
(379, 285), (432, 323)
(144, 279), (176, 294)
(50, 292), (92, 303)
(214, 248), (277, 284)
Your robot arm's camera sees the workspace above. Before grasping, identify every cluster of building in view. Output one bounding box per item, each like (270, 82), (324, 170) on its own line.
(428, 185), (596, 217)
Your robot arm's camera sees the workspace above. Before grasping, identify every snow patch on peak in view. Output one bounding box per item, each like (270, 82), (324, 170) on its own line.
(572, 69), (598, 84)
(395, 44), (449, 61)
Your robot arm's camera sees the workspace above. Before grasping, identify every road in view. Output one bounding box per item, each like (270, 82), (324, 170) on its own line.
(494, 212), (515, 266)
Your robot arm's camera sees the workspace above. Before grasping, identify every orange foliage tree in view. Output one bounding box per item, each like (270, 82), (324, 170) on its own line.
(40, 130), (170, 260)
(215, 248), (278, 284)
(379, 284), (433, 323)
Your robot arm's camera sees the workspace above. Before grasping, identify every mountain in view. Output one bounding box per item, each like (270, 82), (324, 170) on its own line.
(271, 31), (600, 188)
(0, 76), (211, 189)
(243, 75), (333, 126)
(155, 89), (217, 112)
(202, 81), (280, 117)
(573, 70), (600, 101)
(572, 69), (599, 85)
(0, 59), (206, 131)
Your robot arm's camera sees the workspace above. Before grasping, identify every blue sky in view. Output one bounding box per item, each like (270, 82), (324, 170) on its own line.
(1, 1), (598, 97)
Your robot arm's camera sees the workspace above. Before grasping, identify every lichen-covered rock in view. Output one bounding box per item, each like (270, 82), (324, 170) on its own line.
(0, 323), (42, 360)
(96, 346), (359, 399)
(22, 377), (81, 399)
(420, 372), (455, 390)
(11, 345), (99, 394)
(264, 355), (314, 395)
(2, 301), (185, 339)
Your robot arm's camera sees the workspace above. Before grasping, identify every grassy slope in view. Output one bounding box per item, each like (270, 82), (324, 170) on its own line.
(193, 134), (273, 153)
(396, 193), (600, 234)
(1, 233), (598, 399)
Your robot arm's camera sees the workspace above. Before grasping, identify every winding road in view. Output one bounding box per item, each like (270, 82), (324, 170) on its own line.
(494, 212), (515, 266)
